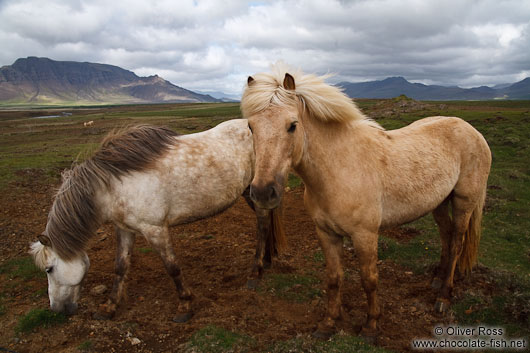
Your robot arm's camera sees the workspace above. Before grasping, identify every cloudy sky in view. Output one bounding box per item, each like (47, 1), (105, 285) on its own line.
(1, 0), (529, 96)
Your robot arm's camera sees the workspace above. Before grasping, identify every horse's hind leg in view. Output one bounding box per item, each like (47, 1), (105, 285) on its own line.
(432, 197), (452, 290)
(434, 195), (474, 313)
(96, 227), (136, 319)
(146, 226), (193, 323)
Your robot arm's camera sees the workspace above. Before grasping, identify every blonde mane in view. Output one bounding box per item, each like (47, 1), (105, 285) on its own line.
(241, 61), (381, 128)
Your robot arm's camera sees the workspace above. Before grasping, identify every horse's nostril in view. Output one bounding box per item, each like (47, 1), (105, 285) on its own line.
(269, 185), (277, 200)
(249, 185), (258, 202)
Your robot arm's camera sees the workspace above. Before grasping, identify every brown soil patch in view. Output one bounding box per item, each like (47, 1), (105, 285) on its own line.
(0, 178), (497, 352)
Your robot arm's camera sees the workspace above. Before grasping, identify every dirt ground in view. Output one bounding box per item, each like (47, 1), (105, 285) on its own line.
(0, 168), (499, 352)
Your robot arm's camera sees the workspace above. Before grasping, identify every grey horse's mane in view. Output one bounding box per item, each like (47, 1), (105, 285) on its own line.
(45, 125), (178, 260)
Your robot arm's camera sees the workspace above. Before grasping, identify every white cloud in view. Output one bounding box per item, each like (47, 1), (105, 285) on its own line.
(0, 0), (529, 95)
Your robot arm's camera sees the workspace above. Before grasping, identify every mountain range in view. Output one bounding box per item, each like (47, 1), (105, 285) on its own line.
(338, 76), (530, 100)
(1, 57), (529, 104)
(0, 57), (219, 104)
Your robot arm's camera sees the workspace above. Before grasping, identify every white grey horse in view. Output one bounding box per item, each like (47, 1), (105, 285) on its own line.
(31, 119), (285, 321)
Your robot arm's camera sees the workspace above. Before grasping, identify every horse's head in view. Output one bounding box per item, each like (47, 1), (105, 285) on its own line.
(30, 234), (90, 315)
(244, 73), (305, 209)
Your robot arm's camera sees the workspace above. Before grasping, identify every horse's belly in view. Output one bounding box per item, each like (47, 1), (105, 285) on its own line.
(166, 180), (249, 225)
(380, 178), (456, 229)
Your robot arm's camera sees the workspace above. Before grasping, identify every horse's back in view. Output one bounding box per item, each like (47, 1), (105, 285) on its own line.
(103, 119), (255, 229)
(390, 116), (490, 161)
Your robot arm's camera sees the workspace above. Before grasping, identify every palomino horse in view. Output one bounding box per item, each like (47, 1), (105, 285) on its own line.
(243, 63), (491, 339)
(30, 119), (285, 321)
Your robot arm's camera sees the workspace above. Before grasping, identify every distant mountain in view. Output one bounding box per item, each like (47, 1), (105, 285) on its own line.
(195, 90), (240, 102)
(502, 78), (530, 100)
(0, 57), (219, 104)
(338, 76), (530, 100)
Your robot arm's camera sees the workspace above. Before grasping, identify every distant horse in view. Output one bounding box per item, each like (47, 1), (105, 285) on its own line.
(242, 62), (491, 339)
(30, 120), (285, 321)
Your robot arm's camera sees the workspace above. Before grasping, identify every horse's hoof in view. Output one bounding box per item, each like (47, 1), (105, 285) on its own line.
(434, 298), (450, 314)
(172, 312), (193, 323)
(247, 279), (260, 290)
(431, 277), (443, 290)
(311, 329), (334, 340)
(94, 303), (115, 320)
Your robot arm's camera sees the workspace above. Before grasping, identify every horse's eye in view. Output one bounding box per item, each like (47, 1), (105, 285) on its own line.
(45, 267), (54, 274)
(288, 122), (297, 133)
(248, 124), (253, 133)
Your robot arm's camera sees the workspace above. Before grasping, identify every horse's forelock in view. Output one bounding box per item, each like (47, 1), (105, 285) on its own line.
(29, 241), (51, 270)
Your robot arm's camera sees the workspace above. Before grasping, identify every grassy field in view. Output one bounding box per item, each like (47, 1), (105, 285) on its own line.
(0, 99), (528, 351)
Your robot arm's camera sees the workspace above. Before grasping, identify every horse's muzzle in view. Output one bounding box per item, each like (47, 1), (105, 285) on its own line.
(250, 182), (282, 210)
(51, 301), (78, 315)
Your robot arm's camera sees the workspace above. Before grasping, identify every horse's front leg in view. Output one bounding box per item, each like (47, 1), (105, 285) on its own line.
(243, 187), (268, 287)
(313, 226), (344, 339)
(247, 207), (272, 288)
(96, 227), (136, 319)
(353, 228), (381, 341)
(146, 226), (193, 323)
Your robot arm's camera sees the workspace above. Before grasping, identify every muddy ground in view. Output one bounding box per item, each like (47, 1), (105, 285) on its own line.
(0, 166), (501, 353)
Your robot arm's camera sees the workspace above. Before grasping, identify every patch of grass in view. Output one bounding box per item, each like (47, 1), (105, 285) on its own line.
(287, 173), (303, 189)
(33, 287), (48, 298)
(186, 325), (254, 353)
(261, 273), (321, 302)
(451, 272), (530, 337)
(0, 256), (44, 280)
(108, 103), (241, 119)
(137, 247), (154, 254)
(451, 293), (529, 338)
(77, 340), (94, 351)
(16, 308), (67, 333)
(312, 250), (325, 264)
(267, 334), (392, 353)
(378, 233), (440, 274)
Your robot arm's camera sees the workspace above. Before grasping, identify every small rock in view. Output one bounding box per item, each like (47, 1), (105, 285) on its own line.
(90, 284), (107, 295)
(405, 271), (413, 275)
(128, 337), (141, 345)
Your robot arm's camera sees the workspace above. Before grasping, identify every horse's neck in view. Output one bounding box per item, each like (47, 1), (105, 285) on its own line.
(294, 117), (383, 190)
(92, 185), (112, 225)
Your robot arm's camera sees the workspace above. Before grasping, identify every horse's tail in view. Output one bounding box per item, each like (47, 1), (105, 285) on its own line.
(458, 187), (486, 275)
(268, 203), (287, 255)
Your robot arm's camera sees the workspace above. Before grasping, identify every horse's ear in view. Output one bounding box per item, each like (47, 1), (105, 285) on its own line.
(283, 73), (295, 90)
(38, 233), (51, 247)
(247, 76), (255, 86)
